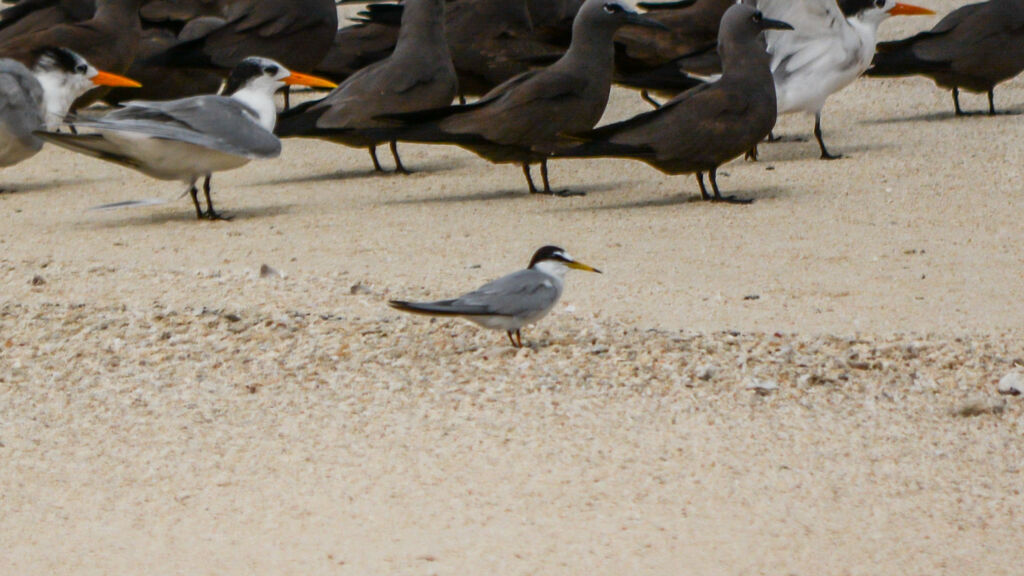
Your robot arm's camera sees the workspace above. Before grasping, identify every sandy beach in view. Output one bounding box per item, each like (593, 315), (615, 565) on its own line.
(2, 2), (1024, 573)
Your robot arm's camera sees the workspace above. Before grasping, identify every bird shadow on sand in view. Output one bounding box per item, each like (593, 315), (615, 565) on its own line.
(77, 202), (295, 228)
(579, 185), (789, 210)
(863, 108), (1022, 125)
(759, 141), (892, 163)
(382, 179), (636, 205)
(0, 177), (104, 194)
(254, 158), (471, 187)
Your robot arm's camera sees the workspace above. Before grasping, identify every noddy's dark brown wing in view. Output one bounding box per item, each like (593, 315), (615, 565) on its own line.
(870, 0), (1024, 93)
(614, 0), (733, 76)
(0, 0), (140, 73)
(149, 0), (338, 75)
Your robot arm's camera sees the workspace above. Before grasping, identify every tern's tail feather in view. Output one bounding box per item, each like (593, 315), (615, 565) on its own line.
(34, 131), (143, 171)
(867, 39), (950, 78)
(388, 299), (494, 317)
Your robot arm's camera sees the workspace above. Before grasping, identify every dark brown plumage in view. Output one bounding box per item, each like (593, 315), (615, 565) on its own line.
(0, 0), (141, 106)
(276, 0), (458, 174)
(382, 0), (666, 196)
(868, 0), (1024, 115)
(556, 4), (790, 203)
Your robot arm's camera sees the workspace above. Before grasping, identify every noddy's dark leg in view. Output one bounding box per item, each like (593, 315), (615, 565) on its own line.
(988, 89), (996, 115)
(767, 131), (778, 142)
(744, 144), (759, 162)
(695, 172), (710, 201)
(368, 146), (384, 172)
(953, 88), (964, 116)
(389, 140), (411, 174)
(522, 163), (539, 193)
(537, 159), (584, 197)
(283, 86), (291, 111)
(507, 330), (518, 347)
(709, 167), (752, 205)
(515, 329), (523, 348)
(641, 90), (662, 109)
(188, 184), (203, 219)
(814, 113), (841, 160)
(459, 94), (466, 105)
(202, 175), (231, 220)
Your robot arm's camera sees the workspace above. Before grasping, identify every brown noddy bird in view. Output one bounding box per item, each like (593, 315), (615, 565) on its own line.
(319, 0), (572, 101)
(135, 0), (337, 105)
(0, 0), (141, 105)
(380, 0), (668, 196)
(867, 0), (1024, 116)
(613, 0), (733, 102)
(275, 0), (457, 174)
(554, 4), (792, 203)
(315, 4), (401, 82)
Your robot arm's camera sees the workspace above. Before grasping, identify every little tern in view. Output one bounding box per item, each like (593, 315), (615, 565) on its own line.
(757, 0), (933, 159)
(0, 47), (139, 174)
(868, 0), (1024, 116)
(389, 245), (601, 348)
(36, 57), (336, 220)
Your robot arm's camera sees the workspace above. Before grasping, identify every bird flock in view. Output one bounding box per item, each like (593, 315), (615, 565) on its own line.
(1, 0), (1022, 345)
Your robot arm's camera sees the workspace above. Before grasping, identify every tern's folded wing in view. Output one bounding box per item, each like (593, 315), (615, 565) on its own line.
(87, 96), (282, 158)
(453, 269), (561, 318)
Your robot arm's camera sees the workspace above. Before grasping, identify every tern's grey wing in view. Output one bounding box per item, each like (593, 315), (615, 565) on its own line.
(0, 60), (44, 146)
(86, 96), (281, 158)
(452, 269), (561, 317)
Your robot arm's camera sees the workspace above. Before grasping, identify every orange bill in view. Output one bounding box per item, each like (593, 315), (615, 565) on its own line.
(889, 3), (935, 16)
(282, 71), (337, 89)
(92, 70), (142, 88)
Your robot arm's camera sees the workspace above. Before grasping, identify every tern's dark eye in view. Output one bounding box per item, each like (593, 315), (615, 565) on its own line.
(266, 65), (279, 76)
(874, 0), (885, 7)
(603, 2), (624, 14)
(752, 11), (763, 23)
(75, 64), (87, 74)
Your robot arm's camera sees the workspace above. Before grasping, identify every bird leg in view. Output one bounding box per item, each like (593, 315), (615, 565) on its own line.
(522, 163), (540, 193)
(640, 90), (662, 109)
(744, 144), (759, 162)
(953, 88), (965, 116)
(283, 86), (291, 111)
(988, 89), (996, 116)
(368, 146), (384, 172)
(814, 113), (841, 160)
(515, 329), (523, 348)
(695, 172), (711, 201)
(506, 330), (522, 348)
(534, 159), (584, 197)
(188, 184), (203, 219)
(709, 167), (751, 205)
(202, 175), (231, 220)
(390, 140), (411, 174)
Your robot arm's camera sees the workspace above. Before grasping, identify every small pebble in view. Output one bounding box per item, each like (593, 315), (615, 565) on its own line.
(30, 274), (45, 286)
(997, 371), (1023, 396)
(259, 264), (281, 279)
(350, 282), (373, 295)
(745, 377), (778, 395)
(695, 364), (717, 381)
